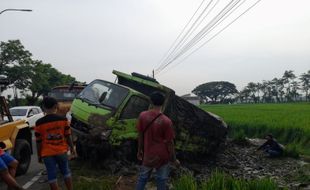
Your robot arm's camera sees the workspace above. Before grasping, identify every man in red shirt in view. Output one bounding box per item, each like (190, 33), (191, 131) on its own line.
(0, 148), (24, 190)
(136, 91), (179, 190)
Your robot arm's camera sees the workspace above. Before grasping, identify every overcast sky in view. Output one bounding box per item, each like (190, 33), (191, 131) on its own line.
(1, 0), (309, 95)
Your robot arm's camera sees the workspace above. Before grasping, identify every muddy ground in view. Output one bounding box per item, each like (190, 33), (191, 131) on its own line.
(69, 138), (309, 190)
(183, 139), (310, 189)
(224, 140), (309, 186)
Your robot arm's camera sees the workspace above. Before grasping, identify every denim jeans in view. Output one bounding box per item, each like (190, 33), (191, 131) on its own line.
(0, 152), (15, 172)
(43, 153), (71, 183)
(136, 164), (170, 190)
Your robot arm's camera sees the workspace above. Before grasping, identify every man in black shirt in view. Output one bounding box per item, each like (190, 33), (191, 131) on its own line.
(257, 134), (284, 157)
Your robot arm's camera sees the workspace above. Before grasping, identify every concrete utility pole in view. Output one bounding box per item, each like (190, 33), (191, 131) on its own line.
(0, 9), (32, 15)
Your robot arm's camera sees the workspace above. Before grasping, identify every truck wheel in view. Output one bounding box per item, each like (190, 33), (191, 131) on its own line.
(13, 139), (31, 176)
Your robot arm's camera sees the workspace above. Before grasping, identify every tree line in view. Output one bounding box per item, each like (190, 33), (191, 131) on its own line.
(192, 70), (310, 104)
(0, 40), (76, 105)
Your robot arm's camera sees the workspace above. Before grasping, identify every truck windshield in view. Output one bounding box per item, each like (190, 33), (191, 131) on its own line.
(78, 80), (129, 108)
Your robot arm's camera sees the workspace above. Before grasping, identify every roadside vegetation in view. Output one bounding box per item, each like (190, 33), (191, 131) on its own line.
(0, 40), (78, 106)
(70, 166), (288, 190)
(73, 176), (116, 190)
(173, 170), (286, 190)
(201, 103), (310, 155)
(71, 161), (117, 190)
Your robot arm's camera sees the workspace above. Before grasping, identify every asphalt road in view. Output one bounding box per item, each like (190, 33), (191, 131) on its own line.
(0, 131), (48, 190)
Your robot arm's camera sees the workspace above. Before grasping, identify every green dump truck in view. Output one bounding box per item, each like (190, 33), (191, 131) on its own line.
(70, 70), (227, 160)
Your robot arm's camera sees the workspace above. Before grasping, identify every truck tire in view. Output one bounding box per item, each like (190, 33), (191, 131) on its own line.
(13, 139), (31, 176)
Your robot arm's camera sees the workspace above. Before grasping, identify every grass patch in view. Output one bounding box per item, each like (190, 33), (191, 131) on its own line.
(173, 174), (197, 190)
(232, 129), (246, 141)
(173, 170), (287, 190)
(283, 144), (300, 158)
(293, 164), (310, 184)
(201, 103), (310, 155)
(73, 176), (116, 190)
(70, 160), (117, 190)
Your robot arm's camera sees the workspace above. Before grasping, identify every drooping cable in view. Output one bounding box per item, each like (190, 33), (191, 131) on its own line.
(157, 0), (262, 77)
(166, 0), (246, 66)
(155, 0), (207, 70)
(156, 0), (241, 74)
(157, 0), (215, 72)
(167, 0), (219, 62)
(160, 0), (242, 70)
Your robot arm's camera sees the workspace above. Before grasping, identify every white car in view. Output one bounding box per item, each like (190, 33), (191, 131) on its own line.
(9, 106), (45, 128)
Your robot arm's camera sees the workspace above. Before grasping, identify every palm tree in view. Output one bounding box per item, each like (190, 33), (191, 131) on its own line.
(290, 81), (300, 101)
(239, 88), (251, 103)
(300, 70), (310, 101)
(277, 78), (285, 102)
(246, 82), (258, 103)
(256, 82), (262, 102)
(270, 78), (284, 103)
(282, 70), (296, 102)
(259, 80), (273, 103)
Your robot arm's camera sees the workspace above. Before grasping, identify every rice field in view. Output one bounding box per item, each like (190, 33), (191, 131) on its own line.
(200, 102), (310, 155)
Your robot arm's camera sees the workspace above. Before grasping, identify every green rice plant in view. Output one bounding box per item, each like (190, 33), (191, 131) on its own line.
(247, 178), (279, 190)
(200, 170), (258, 190)
(283, 144), (300, 158)
(200, 103), (310, 155)
(172, 173), (197, 190)
(200, 170), (227, 190)
(292, 164), (310, 184)
(174, 170), (285, 190)
(232, 129), (246, 142)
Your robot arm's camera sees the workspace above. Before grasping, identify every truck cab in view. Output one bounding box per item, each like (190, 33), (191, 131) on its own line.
(70, 79), (150, 144)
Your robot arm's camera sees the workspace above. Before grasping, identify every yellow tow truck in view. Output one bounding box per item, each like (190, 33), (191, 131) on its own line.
(0, 96), (32, 175)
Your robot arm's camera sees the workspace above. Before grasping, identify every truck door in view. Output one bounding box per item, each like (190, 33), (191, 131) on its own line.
(110, 95), (150, 145)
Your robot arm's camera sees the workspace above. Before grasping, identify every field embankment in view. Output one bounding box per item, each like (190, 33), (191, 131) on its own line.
(201, 103), (310, 155)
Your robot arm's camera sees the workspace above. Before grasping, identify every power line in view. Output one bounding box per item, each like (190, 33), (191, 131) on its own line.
(170, 0), (220, 60)
(157, 0), (215, 72)
(155, 0), (207, 71)
(157, 0), (242, 74)
(155, 0), (222, 74)
(167, 0), (245, 65)
(157, 0), (262, 77)
(156, 0), (238, 74)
